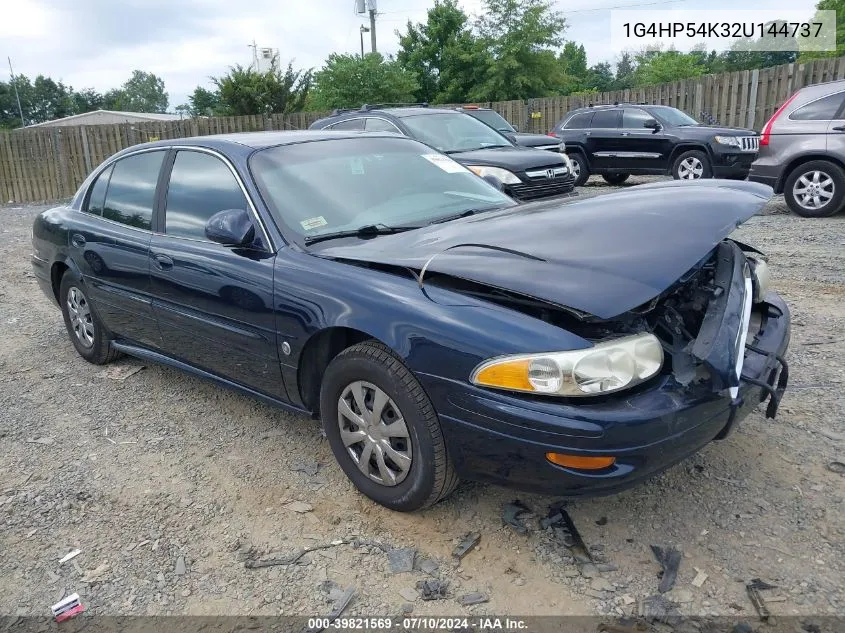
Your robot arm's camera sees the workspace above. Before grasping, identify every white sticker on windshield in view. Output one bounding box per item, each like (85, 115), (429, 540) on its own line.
(349, 157), (364, 175)
(422, 153), (467, 173)
(300, 216), (328, 231)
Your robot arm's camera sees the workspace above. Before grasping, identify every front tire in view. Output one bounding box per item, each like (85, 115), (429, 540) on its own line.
(783, 160), (845, 217)
(672, 150), (712, 180)
(59, 272), (121, 365)
(602, 173), (630, 185)
(319, 341), (458, 512)
(567, 152), (590, 187)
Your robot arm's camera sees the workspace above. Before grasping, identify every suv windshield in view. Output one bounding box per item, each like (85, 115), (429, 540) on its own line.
(648, 106), (699, 127)
(250, 137), (515, 242)
(464, 109), (515, 133)
(401, 112), (513, 153)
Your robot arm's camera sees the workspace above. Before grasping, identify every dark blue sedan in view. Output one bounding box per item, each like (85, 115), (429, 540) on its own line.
(31, 131), (790, 511)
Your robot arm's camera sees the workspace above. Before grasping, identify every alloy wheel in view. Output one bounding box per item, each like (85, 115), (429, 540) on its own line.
(678, 156), (704, 179)
(337, 380), (412, 486)
(66, 286), (94, 348)
(792, 170), (834, 211)
(570, 159), (580, 179)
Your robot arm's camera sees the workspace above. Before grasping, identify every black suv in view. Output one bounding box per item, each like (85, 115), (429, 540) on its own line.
(550, 104), (759, 187)
(453, 105), (563, 152)
(310, 104), (575, 201)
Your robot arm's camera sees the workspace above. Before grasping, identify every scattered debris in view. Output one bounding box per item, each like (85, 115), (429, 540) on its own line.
(746, 578), (778, 621)
(416, 579), (449, 601)
(174, 556), (186, 576)
(81, 563), (110, 584)
(666, 588), (693, 603)
(292, 460), (320, 476)
(826, 461), (845, 474)
(415, 558), (439, 576)
(286, 500), (314, 513)
(731, 624), (753, 633)
(819, 429), (845, 442)
(620, 594), (636, 606)
(546, 504), (592, 563)
(306, 586), (355, 633)
(638, 594), (681, 624)
(650, 545), (682, 593)
(398, 587), (418, 602)
(401, 603), (414, 615)
(59, 549), (81, 565)
(596, 563), (618, 572)
(691, 568), (708, 588)
(452, 532), (481, 561)
(590, 577), (615, 592)
(502, 500), (532, 534)
(98, 365), (145, 380)
(595, 516), (608, 526)
(244, 540), (348, 569)
(387, 547), (416, 574)
(458, 592), (489, 606)
(26, 437), (54, 445)
(51, 593), (83, 623)
(579, 563), (599, 578)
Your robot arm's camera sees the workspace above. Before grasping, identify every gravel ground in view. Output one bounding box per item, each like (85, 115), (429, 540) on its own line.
(1, 176), (843, 621)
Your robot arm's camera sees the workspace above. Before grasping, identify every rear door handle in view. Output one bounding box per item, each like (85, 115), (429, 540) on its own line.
(71, 234), (86, 247)
(152, 253), (174, 270)
(832, 125), (845, 131)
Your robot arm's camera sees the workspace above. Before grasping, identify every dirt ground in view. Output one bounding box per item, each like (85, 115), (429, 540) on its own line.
(1, 176), (843, 622)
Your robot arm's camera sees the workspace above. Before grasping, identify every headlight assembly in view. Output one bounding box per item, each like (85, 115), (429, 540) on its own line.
(747, 254), (771, 303)
(714, 135), (741, 148)
(466, 165), (521, 185)
(470, 332), (664, 397)
(559, 153), (573, 172)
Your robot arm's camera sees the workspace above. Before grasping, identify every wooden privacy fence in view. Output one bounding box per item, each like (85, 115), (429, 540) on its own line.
(4, 55), (845, 204)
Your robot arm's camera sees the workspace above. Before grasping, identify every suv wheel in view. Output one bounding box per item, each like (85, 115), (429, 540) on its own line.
(783, 160), (845, 217)
(567, 153), (590, 187)
(319, 341), (458, 512)
(602, 173), (630, 185)
(672, 150), (712, 180)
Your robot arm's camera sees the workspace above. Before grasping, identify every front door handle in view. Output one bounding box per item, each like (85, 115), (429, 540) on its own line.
(152, 253), (174, 270)
(71, 234), (86, 247)
(832, 125), (845, 131)
(620, 132), (630, 136)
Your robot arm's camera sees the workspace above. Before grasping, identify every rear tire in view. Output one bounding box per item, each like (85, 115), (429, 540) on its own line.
(319, 341), (458, 512)
(783, 160), (845, 217)
(567, 152), (590, 187)
(671, 150), (712, 180)
(602, 173), (630, 185)
(59, 272), (121, 365)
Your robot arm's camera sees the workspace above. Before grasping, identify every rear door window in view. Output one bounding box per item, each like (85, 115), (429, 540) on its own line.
(101, 151), (165, 230)
(563, 112), (593, 129)
(365, 118), (401, 132)
(790, 92), (845, 120)
(590, 109), (621, 128)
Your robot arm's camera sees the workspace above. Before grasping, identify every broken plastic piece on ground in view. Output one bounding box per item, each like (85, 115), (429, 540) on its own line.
(502, 500), (532, 534)
(826, 461), (845, 474)
(416, 579), (449, 600)
(547, 503), (592, 563)
(458, 592), (488, 606)
(51, 593), (83, 622)
(386, 547), (416, 574)
(452, 532), (480, 561)
(638, 594), (681, 625)
(58, 549), (81, 564)
(244, 540), (349, 569)
(747, 577), (778, 621)
(306, 586), (355, 633)
(650, 544), (682, 593)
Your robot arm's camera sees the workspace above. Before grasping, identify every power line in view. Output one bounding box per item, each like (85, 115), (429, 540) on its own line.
(559, 0), (694, 14)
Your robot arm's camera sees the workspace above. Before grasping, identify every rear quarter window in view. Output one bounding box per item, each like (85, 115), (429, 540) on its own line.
(790, 92), (845, 120)
(563, 112), (594, 129)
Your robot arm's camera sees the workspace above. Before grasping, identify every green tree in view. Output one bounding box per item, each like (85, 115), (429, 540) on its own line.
(116, 70), (169, 113)
(188, 86), (221, 116)
(0, 76), (29, 128)
(472, 0), (567, 100)
(633, 47), (707, 86)
(70, 88), (104, 114)
(310, 53), (418, 110)
(396, 0), (490, 103)
(213, 58), (312, 115)
(557, 42), (588, 93)
(613, 52), (636, 90)
(583, 63), (615, 93)
(800, 0), (845, 59)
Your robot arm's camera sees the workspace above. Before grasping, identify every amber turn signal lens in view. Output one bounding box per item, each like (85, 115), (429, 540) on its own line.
(546, 453), (615, 470)
(473, 358), (533, 391)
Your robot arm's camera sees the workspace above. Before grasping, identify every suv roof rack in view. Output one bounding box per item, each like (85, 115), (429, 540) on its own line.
(330, 107), (360, 116)
(359, 102), (429, 111)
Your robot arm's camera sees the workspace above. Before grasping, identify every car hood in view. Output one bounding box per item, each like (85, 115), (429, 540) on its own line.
(512, 132), (561, 148)
(314, 180), (773, 320)
(449, 146), (566, 171)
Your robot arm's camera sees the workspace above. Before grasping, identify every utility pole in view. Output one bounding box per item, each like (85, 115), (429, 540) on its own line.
(359, 25), (370, 58)
(247, 40), (258, 71)
(7, 57), (25, 128)
(369, 7), (377, 53)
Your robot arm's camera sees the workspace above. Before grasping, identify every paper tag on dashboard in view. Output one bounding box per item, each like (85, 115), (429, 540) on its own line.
(300, 216), (328, 231)
(422, 154), (466, 173)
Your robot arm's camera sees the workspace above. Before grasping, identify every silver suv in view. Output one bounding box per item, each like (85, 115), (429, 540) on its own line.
(749, 79), (845, 217)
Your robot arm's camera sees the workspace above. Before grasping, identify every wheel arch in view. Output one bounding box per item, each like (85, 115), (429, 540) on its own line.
(668, 143), (712, 167)
(50, 257), (84, 304)
(780, 153), (845, 193)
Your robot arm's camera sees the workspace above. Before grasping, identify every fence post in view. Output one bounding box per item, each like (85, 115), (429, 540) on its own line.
(51, 128), (65, 199)
(747, 69), (760, 130)
(79, 126), (92, 174)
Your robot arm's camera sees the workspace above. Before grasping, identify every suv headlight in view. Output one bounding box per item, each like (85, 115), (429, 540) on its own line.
(470, 332), (664, 397)
(559, 153), (573, 172)
(466, 165), (521, 184)
(714, 135), (741, 148)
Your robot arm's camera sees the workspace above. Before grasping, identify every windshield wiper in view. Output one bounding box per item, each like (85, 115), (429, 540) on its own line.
(304, 224), (416, 246)
(430, 205), (507, 224)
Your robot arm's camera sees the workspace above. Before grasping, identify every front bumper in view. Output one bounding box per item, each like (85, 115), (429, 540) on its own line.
(420, 292), (790, 497)
(712, 151), (756, 179)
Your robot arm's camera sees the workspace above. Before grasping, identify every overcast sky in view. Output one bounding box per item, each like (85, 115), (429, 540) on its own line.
(3, 0), (819, 111)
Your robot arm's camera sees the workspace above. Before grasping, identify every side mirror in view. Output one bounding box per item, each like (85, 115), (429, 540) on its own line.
(482, 174), (505, 191)
(205, 208), (255, 247)
(503, 132), (518, 144)
(644, 118), (661, 131)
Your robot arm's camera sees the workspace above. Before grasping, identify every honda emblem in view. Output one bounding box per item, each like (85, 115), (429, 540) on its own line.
(546, 168), (555, 179)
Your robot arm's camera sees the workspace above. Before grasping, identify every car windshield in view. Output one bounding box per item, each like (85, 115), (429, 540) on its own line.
(649, 106), (699, 126)
(465, 109), (515, 133)
(249, 137), (515, 242)
(401, 112), (513, 153)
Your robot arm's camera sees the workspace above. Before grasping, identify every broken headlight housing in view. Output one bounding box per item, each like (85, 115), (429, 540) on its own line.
(747, 254), (771, 303)
(470, 333), (664, 397)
